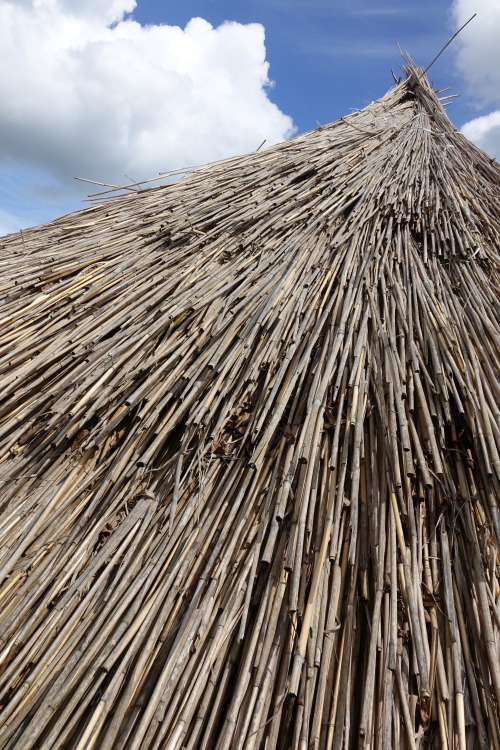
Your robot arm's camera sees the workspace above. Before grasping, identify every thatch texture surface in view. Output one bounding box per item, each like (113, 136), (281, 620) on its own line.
(0, 63), (499, 749)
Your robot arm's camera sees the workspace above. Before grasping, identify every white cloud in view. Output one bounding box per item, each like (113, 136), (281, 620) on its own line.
(452, 0), (500, 157)
(461, 110), (500, 159)
(452, 0), (500, 106)
(0, 0), (294, 192)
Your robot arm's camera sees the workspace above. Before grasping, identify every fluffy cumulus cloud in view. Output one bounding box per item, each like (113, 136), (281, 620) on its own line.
(452, 0), (500, 157)
(0, 0), (294, 195)
(461, 111), (500, 159)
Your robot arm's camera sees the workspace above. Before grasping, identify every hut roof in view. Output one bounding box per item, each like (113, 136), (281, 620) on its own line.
(0, 60), (499, 750)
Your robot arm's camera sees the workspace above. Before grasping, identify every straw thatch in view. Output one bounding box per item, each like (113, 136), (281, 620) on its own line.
(0, 60), (499, 750)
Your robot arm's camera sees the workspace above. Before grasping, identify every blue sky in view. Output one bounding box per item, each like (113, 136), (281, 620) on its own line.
(0, 0), (499, 236)
(133, 0), (462, 131)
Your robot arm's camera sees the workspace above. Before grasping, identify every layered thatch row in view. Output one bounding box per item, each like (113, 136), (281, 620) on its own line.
(0, 62), (499, 749)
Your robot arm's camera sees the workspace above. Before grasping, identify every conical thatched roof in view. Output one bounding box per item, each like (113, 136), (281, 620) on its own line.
(0, 61), (499, 750)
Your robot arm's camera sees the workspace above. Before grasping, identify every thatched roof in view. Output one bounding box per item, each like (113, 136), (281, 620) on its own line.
(0, 60), (499, 750)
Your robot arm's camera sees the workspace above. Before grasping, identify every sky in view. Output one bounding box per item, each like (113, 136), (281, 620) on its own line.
(0, 0), (499, 236)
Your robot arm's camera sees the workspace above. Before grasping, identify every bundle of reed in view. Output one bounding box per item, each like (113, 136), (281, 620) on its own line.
(0, 60), (499, 750)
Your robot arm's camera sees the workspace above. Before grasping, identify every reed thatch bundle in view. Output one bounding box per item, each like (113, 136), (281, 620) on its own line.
(0, 60), (499, 750)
